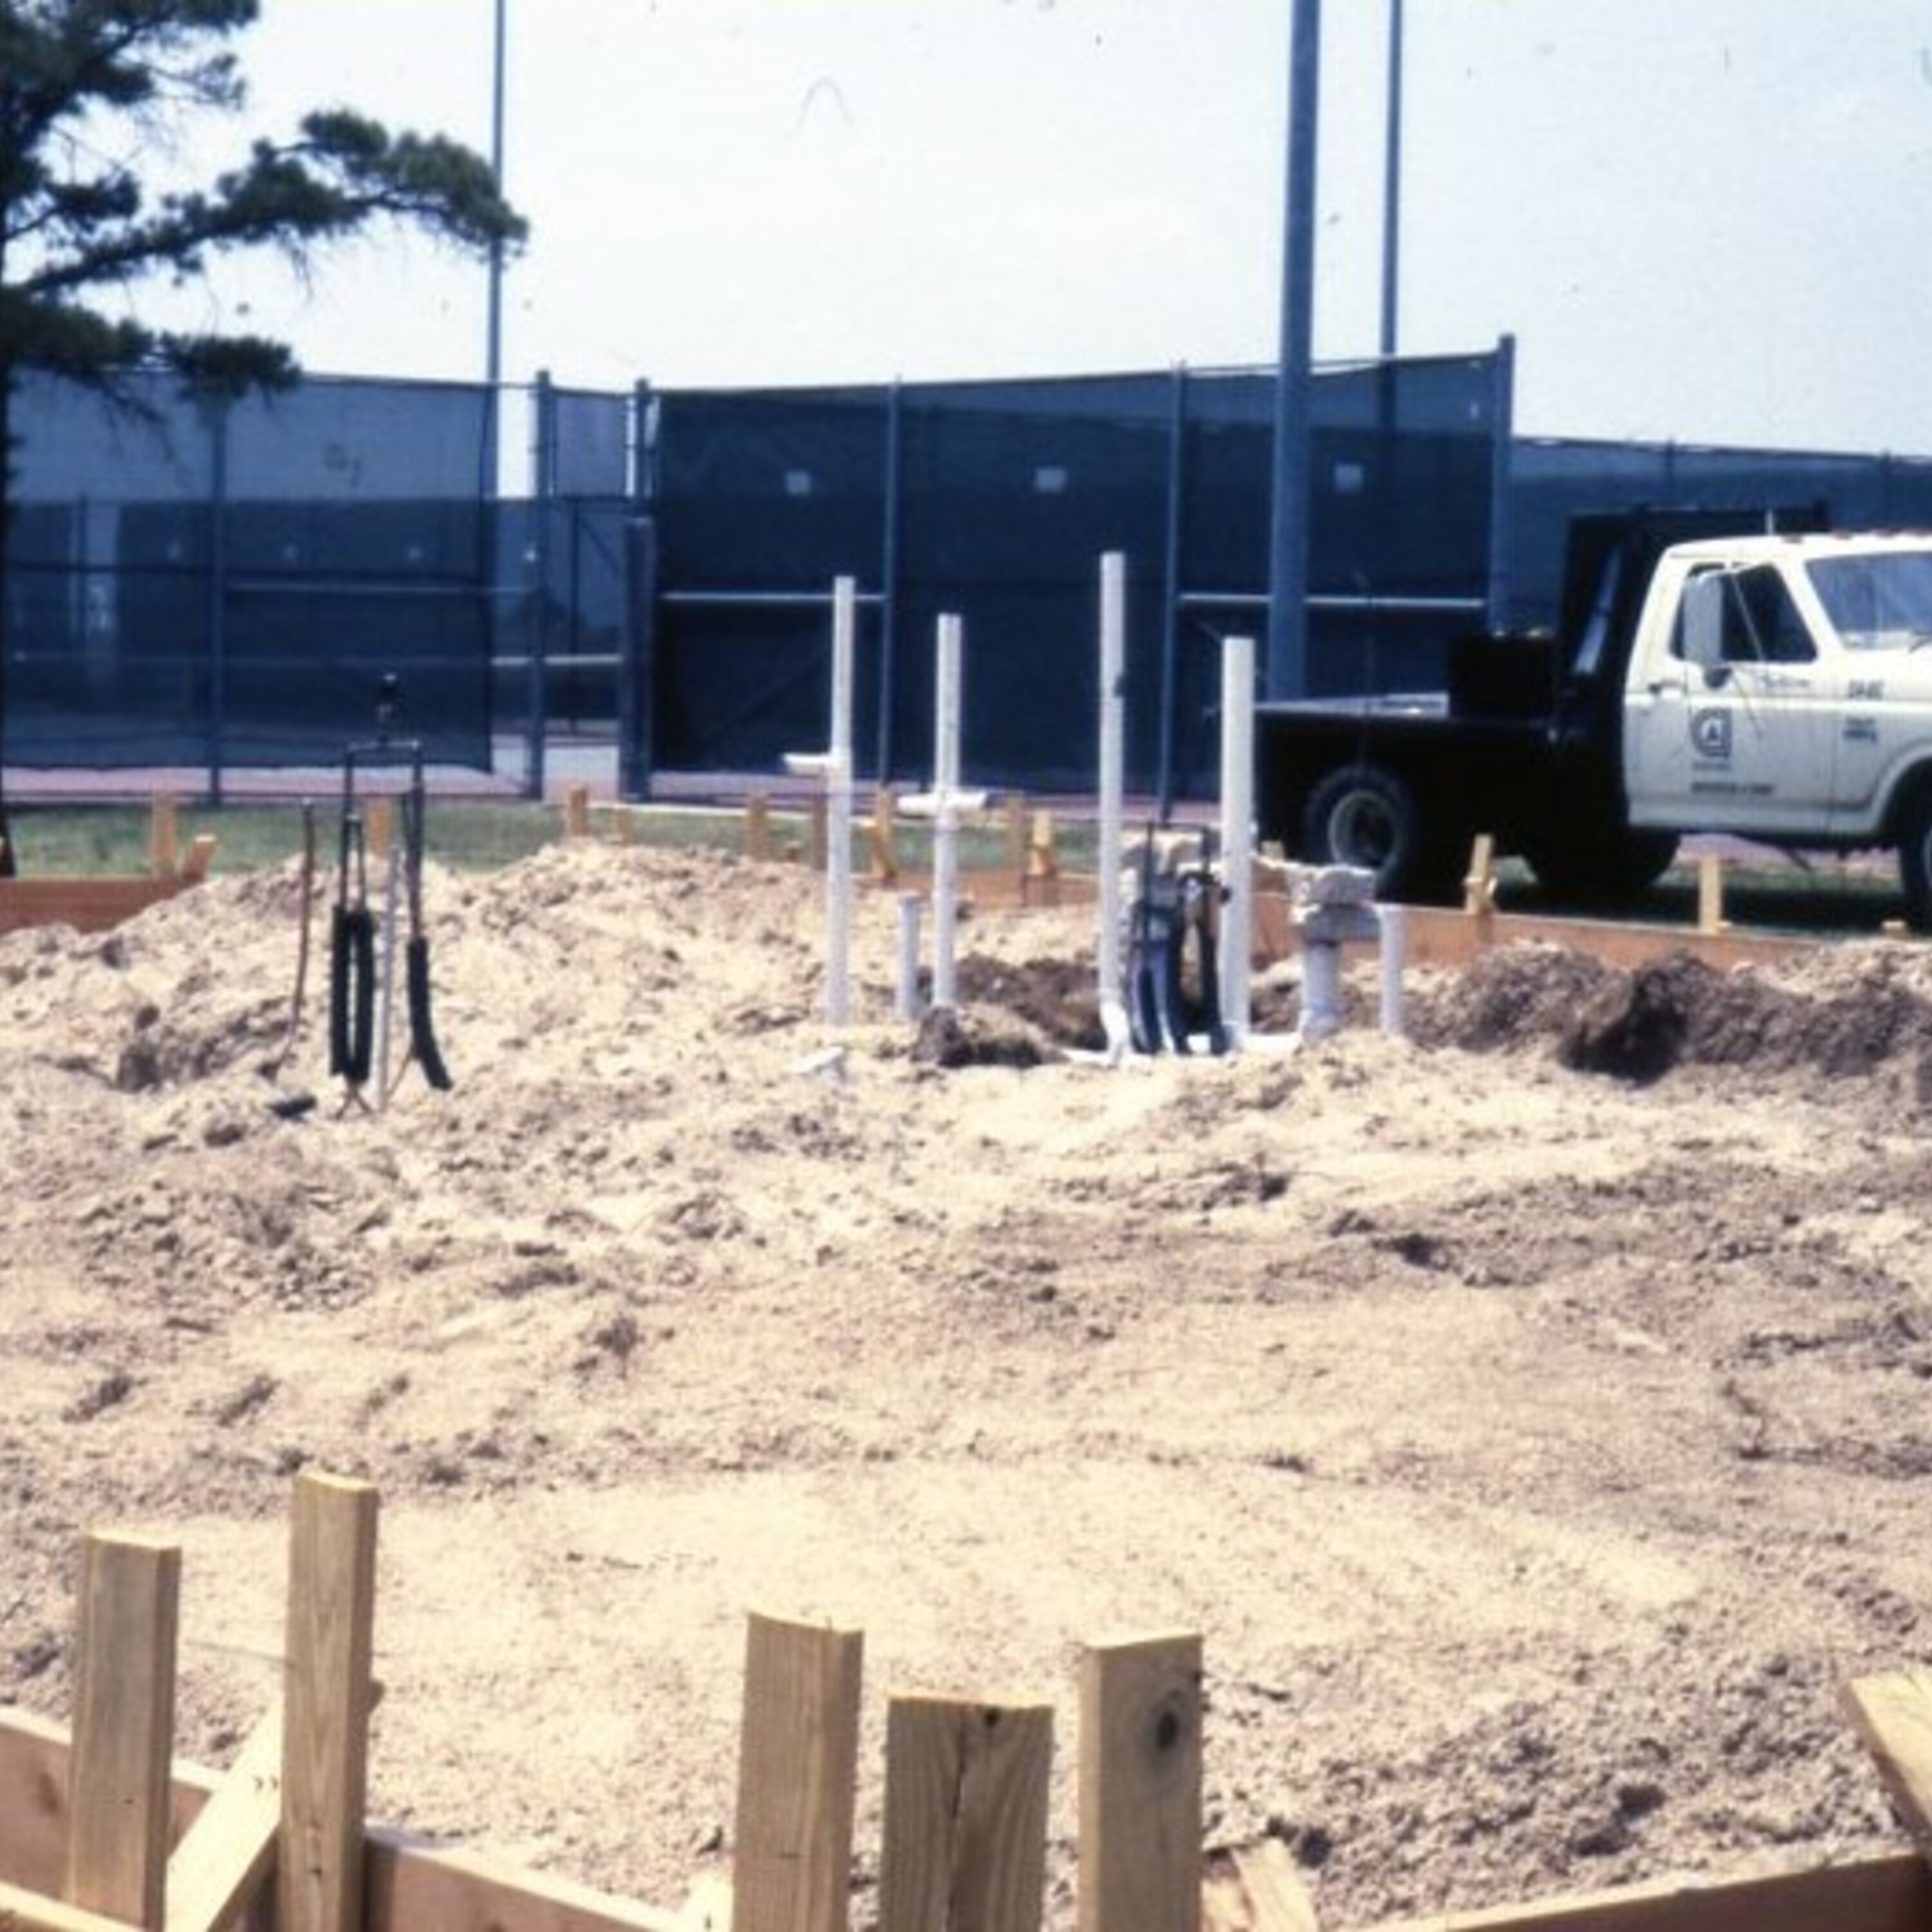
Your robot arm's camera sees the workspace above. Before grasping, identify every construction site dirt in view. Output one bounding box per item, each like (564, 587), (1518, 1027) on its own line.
(3, 837), (1931, 1928)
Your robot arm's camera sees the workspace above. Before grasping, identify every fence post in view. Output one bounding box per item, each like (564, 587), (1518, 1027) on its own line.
(279, 1473), (380, 1932)
(1079, 1634), (1204, 1932)
(731, 1612), (864, 1932)
(878, 1694), (1052, 1932)
(64, 1531), (181, 1926)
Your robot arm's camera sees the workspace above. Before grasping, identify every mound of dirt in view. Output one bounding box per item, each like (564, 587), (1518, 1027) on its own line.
(3, 846), (1929, 1929)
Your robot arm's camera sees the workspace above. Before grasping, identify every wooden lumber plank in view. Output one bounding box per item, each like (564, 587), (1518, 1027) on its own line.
(0, 879), (194, 938)
(1200, 1841), (1320, 1932)
(162, 1708), (283, 1932)
(66, 1530), (182, 1927)
(876, 1694), (1052, 1932)
(728, 1611), (863, 1932)
(1077, 1633), (1204, 1932)
(0, 1712), (209, 1899)
(1273, 901), (1817, 976)
(8, 1712), (1932, 1932)
(1843, 1669), (1932, 1859)
(1367, 1850), (1932, 1932)
(0, 1875), (151, 1932)
(361, 1836), (684, 1932)
(278, 1474), (379, 1932)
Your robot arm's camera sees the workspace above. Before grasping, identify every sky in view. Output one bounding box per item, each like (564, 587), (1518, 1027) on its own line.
(120, 1), (1932, 456)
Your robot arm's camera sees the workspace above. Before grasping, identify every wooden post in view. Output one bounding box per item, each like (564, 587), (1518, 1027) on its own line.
(730, 1612), (863, 1932)
(564, 784), (592, 839)
(279, 1473), (379, 1932)
(1698, 851), (1727, 934)
(1078, 1634), (1203, 1932)
(1462, 832), (1498, 918)
(878, 1695), (1052, 1932)
(746, 793), (772, 864)
(66, 1532), (181, 1927)
(148, 797), (180, 880)
(1026, 811), (1060, 907)
(1005, 793), (1028, 882)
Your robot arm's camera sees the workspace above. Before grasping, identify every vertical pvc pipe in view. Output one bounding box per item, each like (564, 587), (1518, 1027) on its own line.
(1218, 634), (1255, 1052)
(825, 576), (856, 1028)
(375, 837), (402, 1107)
(932, 613), (963, 1010)
(1097, 553), (1127, 1018)
(896, 893), (923, 1023)
(1378, 902), (1406, 1037)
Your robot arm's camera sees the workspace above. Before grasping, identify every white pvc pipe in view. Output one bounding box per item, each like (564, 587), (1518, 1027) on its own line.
(375, 833), (402, 1106)
(1378, 902), (1406, 1037)
(932, 613), (963, 1010)
(896, 893), (923, 1023)
(1218, 633), (1255, 1051)
(824, 576), (856, 1028)
(1300, 940), (1342, 1041)
(1097, 552), (1126, 1015)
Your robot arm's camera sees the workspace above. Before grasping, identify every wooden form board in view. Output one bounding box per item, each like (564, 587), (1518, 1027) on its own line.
(279, 1473), (379, 1932)
(1079, 1633), (1204, 1932)
(65, 1533), (180, 1926)
(878, 1695), (1052, 1932)
(730, 1612), (864, 1932)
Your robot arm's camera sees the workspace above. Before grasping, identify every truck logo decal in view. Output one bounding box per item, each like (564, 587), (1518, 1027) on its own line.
(1690, 708), (1732, 761)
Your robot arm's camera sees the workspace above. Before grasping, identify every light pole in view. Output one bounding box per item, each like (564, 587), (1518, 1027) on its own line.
(1265, 0), (1321, 701)
(484, 0), (507, 496)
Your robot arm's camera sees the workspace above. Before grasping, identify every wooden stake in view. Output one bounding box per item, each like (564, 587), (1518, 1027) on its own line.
(730, 1612), (863, 1932)
(1078, 1634), (1204, 1932)
(878, 1696), (1052, 1932)
(66, 1531), (181, 1928)
(746, 793), (772, 864)
(149, 797), (180, 880)
(279, 1473), (379, 1932)
(1462, 833), (1498, 917)
(1697, 851), (1727, 934)
(564, 785), (592, 839)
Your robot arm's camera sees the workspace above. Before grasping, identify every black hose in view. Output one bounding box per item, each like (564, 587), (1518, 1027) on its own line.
(406, 935), (453, 1092)
(327, 905), (354, 1077)
(345, 905), (377, 1084)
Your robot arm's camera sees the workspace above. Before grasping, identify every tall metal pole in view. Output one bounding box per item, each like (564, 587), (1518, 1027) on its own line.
(484, 0), (507, 493)
(1265, 0), (1321, 701)
(1380, 0), (1403, 361)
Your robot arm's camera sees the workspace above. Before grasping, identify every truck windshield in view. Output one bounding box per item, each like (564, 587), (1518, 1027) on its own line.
(1804, 549), (1932, 652)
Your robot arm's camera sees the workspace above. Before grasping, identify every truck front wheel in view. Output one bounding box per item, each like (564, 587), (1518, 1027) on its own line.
(1897, 790), (1932, 933)
(1300, 763), (1459, 904)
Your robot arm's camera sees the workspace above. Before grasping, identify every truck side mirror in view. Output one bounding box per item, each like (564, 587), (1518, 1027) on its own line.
(1681, 571), (1727, 674)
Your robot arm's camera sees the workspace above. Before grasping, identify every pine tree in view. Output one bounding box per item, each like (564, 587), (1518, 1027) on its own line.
(0, 0), (526, 872)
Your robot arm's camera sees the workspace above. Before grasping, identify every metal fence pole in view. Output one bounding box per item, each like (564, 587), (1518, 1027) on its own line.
(204, 399), (230, 807)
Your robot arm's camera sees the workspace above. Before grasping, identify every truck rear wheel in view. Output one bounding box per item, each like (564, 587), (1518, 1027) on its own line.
(1300, 763), (1459, 904)
(1523, 828), (1680, 904)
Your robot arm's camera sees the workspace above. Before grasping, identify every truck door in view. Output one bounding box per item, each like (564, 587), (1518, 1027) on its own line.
(1624, 564), (1841, 835)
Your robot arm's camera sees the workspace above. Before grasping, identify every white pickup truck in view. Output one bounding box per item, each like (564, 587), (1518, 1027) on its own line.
(1255, 509), (1932, 927)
